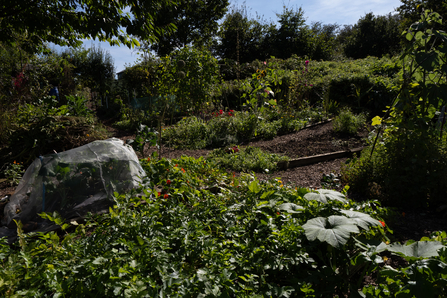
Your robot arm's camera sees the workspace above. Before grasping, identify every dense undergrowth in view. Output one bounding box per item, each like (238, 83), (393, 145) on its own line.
(2, 156), (447, 297)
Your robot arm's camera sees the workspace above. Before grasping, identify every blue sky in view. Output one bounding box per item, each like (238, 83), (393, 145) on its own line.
(52, 0), (402, 73)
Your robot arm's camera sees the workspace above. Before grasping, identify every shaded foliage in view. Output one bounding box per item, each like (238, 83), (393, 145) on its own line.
(343, 13), (402, 59)
(146, 0), (229, 57)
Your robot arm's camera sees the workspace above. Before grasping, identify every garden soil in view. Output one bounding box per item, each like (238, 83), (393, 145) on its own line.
(2, 121), (447, 243)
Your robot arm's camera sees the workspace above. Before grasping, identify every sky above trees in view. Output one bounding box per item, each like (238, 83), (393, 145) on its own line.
(50, 0), (402, 72)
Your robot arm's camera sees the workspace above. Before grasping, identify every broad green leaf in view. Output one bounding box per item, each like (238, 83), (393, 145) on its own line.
(248, 180), (261, 193)
(92, 256), (108, 265)
(303, 189), (347, 204)
(277, 203), (304, 214)
(302, 216), (359, 248)
(340, 210), (381, 230)
(371, 116), (382, 126)
(387, 241), (445, 259)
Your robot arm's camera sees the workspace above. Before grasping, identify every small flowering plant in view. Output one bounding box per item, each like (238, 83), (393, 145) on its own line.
(287, 59), (314, 108)
(3, 161), (25, 186)
(210, 109), (235, 118)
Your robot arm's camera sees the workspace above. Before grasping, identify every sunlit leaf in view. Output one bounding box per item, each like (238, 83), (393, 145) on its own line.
(303, 216), (359, 248)
(340, 210), (381, 230)
(303, 189), (347, 204)
(387, 241), (445, 259)
(277, 203), (304, 214)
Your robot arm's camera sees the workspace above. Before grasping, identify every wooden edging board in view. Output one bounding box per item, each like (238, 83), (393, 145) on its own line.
(277, 147), (364, 170)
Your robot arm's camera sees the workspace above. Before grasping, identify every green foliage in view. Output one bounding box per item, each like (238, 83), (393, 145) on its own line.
(2, 161), (24, 186)
(127, 124), (158, 158)
(214, 5), (338, 62)
(122, 46), (220, 120)
(0, 99), (107, 164)
(65, 95), (93, 117)
(162, 116), (209, 149)
(342, 12), (402, 59)
(359, 235), (447, 297)
(342, 128), (447, 209)
(147, 0), (229, 56)
(214, 4), (276, 64)
(207, 146), (289, 172)
(162, 106), (324, 150)
(394, 9), (447, 127)
(397, 0), (447, 37)
(307, 56), (400, 113)
(0, 0), (176, 51)
(0, 156), (410, 297)
(333, 108), (367, 135)
(273, 6), (309, 59)
(63, 45), (116, 96)
(343, 10), (447, 210)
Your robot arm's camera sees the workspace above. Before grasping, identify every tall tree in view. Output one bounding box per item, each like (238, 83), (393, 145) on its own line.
(273, 6), (310, 59)
(308, 22), (339, 60)
(147, 0), (229, 56)
(343, 13), (402, 59)
(214, 4), (275, 63)
(0, 0), (176, 51)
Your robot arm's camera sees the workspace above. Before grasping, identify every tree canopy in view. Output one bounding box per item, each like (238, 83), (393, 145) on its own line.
(397, 0), (447, 33)
(214, 5), (274, 63)
(0, 0), (176, 51)
(148, 0), (229, 57)
(342, 13), (402, 59)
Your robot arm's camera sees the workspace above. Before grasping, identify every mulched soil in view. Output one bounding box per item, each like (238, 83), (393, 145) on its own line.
(1, 120), (447, 243)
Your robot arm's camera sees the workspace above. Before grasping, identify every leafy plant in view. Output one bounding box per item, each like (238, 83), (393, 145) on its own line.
(207, 145), (289, 172)
(333, 108), (367, 135)
(343, 10), (447, 209)
(65, 94), (93, 117)
(0, 155), (401, 297)
(3, 161), (25, 186)
(127, 124), (158, 158)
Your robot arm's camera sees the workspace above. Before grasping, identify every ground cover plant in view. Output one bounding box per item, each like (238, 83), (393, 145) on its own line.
(333, 108), (367, 135)
(1, 156), (447, 297)
(161, 106), (325, 150)
(206, 145), (289, 173)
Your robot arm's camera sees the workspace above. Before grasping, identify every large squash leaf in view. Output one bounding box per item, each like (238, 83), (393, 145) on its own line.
(340, 210), (381, 230)
(303, 216), (359, 248)
(277, 203), (304, 214)
(387, 241), (445, 260)
(303, 189), (347, 204)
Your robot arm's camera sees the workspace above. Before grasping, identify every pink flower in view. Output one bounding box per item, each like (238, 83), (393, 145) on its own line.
(263, 61), (267, 65)
(305, 60), (309, 66)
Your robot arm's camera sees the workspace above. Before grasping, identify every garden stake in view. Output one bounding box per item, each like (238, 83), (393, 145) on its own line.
(39, 156), (46, 212)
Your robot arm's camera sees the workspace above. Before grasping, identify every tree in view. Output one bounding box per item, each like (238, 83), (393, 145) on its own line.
(343, 13), (402, 59)
(397, 0), (447, 33)
(308, 22), (339, 60)
(0, 0), (176, 51)
(273, 6), (310, 59)
(62, 46), (115, 95)
(147, 0), (229, 56)
(214, 4), (275, 63)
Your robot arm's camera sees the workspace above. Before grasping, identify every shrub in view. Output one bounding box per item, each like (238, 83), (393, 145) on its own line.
(162, 116), (209, 149)
(342, 128), (447, 209)
(207, 146), (289, 172)
(333, 108), (367, 135)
